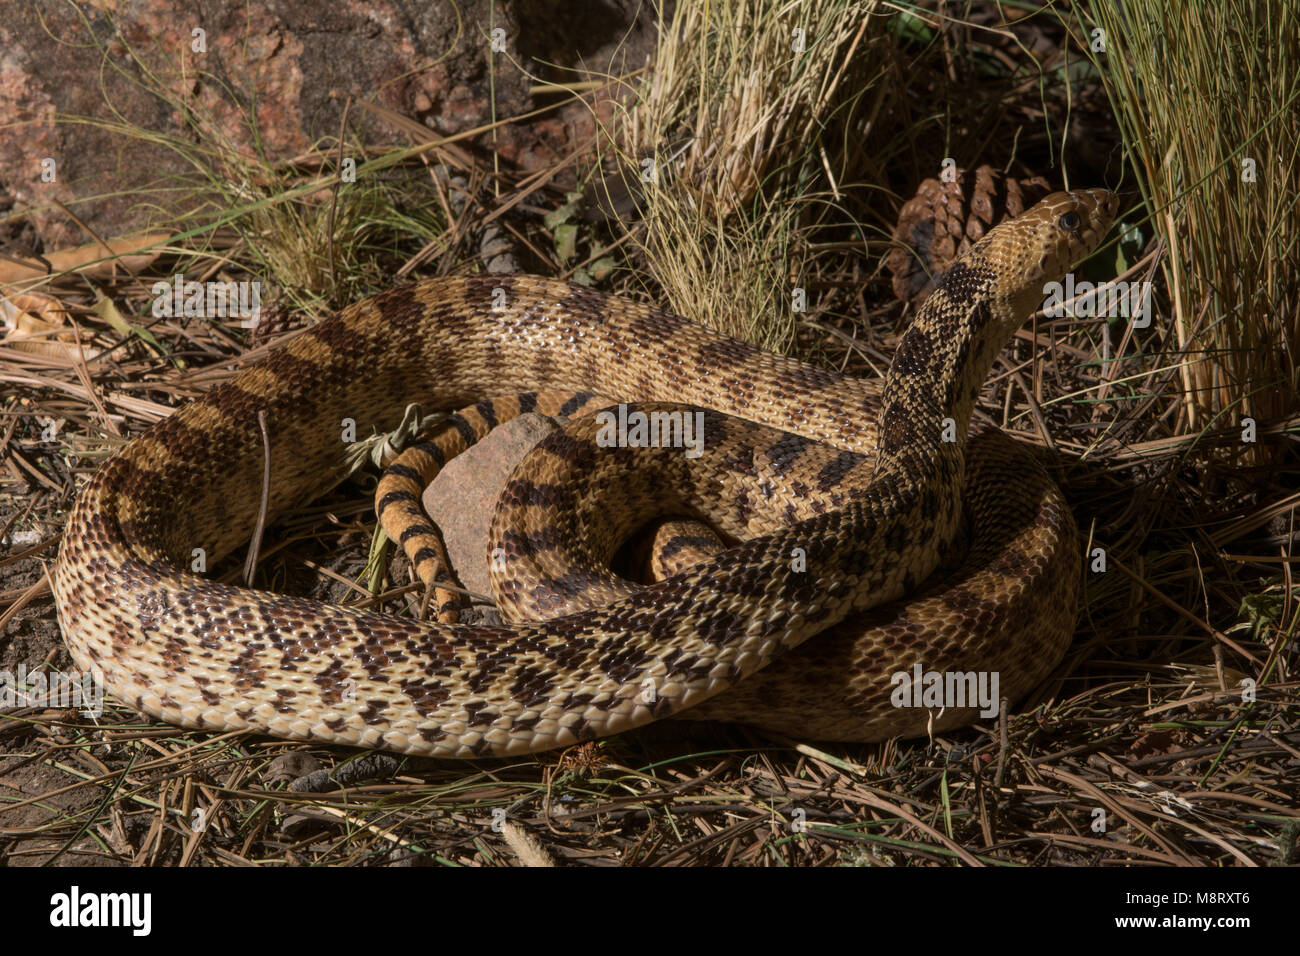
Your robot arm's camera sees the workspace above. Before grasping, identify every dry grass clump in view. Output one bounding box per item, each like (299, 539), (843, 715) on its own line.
(1087, 0), (1300, 445)
(599, 0), (888, 347)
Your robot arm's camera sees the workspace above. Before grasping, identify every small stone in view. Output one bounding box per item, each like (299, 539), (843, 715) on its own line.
(423, 413), (559, 598)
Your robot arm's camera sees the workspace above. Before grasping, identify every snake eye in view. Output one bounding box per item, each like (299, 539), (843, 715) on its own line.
(1058, 212), (1080, 231)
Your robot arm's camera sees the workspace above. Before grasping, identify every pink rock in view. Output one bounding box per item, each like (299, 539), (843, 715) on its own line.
(422, 413), (558, 599)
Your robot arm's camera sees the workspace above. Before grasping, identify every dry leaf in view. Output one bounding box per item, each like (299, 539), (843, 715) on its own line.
(0, 232), (171, 285)
(0, 288), (81, 359)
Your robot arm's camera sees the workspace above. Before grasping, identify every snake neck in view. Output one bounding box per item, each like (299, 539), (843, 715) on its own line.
(866, 254), (1033, 574)
(873, 187), (1118, 490)
(875, 259), (1010, 484)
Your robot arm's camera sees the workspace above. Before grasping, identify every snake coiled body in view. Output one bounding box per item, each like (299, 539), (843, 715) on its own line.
(51, 190), (1115, 758)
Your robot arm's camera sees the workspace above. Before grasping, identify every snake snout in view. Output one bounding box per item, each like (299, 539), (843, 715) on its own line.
(987, 188), (1117, 319)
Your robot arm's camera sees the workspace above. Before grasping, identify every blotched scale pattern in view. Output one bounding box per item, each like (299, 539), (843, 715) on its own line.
(53, 189), (1117, 757)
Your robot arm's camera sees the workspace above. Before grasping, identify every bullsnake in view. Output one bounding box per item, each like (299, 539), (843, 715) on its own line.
(52, 189), (1116, 758)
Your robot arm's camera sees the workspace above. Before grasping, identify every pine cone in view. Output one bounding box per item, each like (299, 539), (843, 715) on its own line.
(886, 166), (1052, 305)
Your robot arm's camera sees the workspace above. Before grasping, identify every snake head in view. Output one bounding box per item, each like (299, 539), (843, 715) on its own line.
(1009, 188), (1117, 286)
(970, 187), (1117, 329)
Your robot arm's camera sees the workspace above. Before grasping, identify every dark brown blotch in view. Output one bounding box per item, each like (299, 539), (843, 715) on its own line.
(878, 403), (915, 456)
(891, 328), (932, 375)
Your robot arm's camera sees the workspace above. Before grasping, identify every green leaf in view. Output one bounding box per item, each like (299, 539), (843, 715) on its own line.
(93, 293), (179, 368)
(543, 193), (583, 231)
(553, 222), (578, 264)
(588, 257), (617, 282)
(1115, 219), (1146, 275)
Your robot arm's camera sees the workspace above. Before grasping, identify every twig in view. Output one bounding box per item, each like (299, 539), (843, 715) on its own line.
(243, 410), (271, 586)
(993, 697), (1009, 789)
